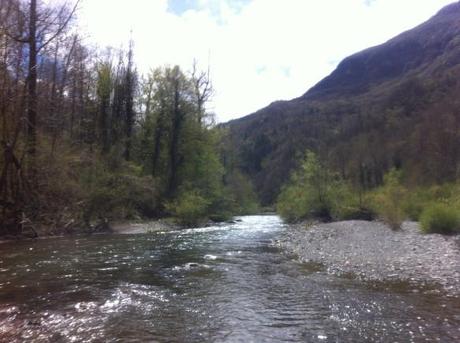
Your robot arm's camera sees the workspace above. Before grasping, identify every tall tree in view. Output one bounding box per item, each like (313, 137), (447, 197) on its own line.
(191, 61), (212, 125)
(137, 65), (224, 204)
(27, 0), (37, 181)
(124, 40), (135, 161)
(96, 61), (113, 154)
(0, 0), (78, 231)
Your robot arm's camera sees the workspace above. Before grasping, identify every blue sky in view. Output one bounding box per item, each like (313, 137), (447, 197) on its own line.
(79, 0), (457, 122)
(168, 0), (249, 16)
(167, 0), (199, 15)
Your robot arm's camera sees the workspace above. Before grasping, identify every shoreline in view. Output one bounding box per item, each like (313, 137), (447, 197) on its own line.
(0, 218), (181, 243)
(110, 219), (181, 234)
(278, 220), (460, 296)
(0, 214), (254, 241)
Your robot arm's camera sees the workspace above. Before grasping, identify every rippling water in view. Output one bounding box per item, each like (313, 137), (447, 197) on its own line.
(0, 215), (459, 342)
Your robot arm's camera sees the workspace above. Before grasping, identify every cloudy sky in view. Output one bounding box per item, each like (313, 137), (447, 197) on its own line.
(78, 0), (456, 122)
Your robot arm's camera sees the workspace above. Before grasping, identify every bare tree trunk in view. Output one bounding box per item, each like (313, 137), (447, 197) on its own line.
(27, 0), (38, 184)
(50, 41), (59, 154)
(124, 44), (134, 161)
(192, 61), (212, 125)
(168, 75), (181, 197)
(151, 110), (164, 177)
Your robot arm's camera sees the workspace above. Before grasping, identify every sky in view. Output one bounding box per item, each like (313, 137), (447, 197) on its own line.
(77, 0), (457, 122)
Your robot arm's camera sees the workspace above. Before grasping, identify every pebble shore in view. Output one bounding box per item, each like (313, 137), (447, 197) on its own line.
(279, 220), (460, 295)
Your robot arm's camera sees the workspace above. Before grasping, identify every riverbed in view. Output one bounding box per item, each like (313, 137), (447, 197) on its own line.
(0, 216), (459, 342)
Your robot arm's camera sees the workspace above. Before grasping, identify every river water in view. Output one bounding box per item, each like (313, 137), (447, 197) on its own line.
(0, 215), (459, 342)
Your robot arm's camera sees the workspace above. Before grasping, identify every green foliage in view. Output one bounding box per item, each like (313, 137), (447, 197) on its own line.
(277, 183), (311, 223)
(420, 203), (460, 234)
(166, 190), (210, 227)
(400, 182), (460, 234)
(276, 152), (460, 236)
(371, 169), (407, 230)
(402, 187), (434, 221)
(178, 125), (224, 200)
(35, 141), (87, 228)
(134, 66), (243, 224)
(79, 156), (159, 224)
(398, 182), (460, 224)
(218, 127), (260, 216)
(330, 184), (376, 221)
(224, 170), (260, 215)
(277, 151), (345, 223)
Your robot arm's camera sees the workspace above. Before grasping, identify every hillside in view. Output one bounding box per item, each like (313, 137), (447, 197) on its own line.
(226, 2), (460, 205)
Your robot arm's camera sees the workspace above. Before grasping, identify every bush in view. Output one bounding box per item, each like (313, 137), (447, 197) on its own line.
(277, 151), (347, 223)
(166, 191), (210, 227)
(224, 170), (260, 215)
(371, 169), (407, 230)
(329, 183), (376, 221)
(402, 188), (431, 221)
(82, 173), (159, 223)
(80, 157), (159, 224)
(420, 203), (460, 234)
(336, 204), (376, 221)
(277, 185), (311, 223)
(402, 184), (457, 221)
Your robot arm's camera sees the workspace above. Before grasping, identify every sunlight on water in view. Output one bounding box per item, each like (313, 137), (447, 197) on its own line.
(0, 215), (458, 342)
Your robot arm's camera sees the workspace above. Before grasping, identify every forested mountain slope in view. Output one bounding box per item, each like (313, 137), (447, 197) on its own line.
(226, 2), (460, 205)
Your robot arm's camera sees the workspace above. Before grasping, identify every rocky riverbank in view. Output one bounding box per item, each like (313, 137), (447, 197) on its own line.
(279, 220), (460, 295)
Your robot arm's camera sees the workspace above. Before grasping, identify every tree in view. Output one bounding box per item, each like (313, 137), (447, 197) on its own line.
(0, 0), (78, 234)
(4, 0), (79, 178)
(96, 61), (113, 153)
(124, 40), (136, 161)
(27, 0), (37, 180)
(277, 151), (342, 222)
(191, 60), (213, 124)
(135, 64), (228, 223)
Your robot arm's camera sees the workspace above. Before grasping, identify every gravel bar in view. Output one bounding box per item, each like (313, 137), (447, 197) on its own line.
(279, 220), (460, 295)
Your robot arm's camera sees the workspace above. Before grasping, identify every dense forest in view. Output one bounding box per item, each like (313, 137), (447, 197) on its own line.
(0, 0), (258, 237)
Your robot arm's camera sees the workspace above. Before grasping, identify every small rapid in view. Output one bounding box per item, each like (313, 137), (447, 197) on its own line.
(0, 216), (458, 342)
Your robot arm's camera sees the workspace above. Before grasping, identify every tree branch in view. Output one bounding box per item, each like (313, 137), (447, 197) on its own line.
(37, 0), (80, 53)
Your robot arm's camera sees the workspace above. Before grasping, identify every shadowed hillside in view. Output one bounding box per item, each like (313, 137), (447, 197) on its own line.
(226, 2), (460, 205)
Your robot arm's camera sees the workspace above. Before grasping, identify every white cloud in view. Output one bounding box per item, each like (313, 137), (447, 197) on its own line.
(78, 0), (456, 122)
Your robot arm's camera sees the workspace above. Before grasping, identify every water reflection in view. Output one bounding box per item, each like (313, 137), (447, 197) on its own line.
(0, 216), (459, 342)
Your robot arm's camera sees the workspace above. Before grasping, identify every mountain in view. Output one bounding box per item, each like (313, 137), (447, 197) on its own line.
(226, 2), (460, 205)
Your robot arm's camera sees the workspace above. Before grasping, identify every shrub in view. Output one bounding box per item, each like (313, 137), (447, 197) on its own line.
(278, 151), (363, 223)
(371, 169), (407, 230)
(277, 185), (311, 223)
(206, 193), (235, 222)
(420, 203), (460, 234)
(79, 157), (159, 224)
(224, 170), (260, 215)
(82, 173), (159, 223)
(336, 203), (376, 221)
(329, 183), (376, 221)
(166, 191), (210, 227)
(402, 189), (430, 221)
(400, 182), (460, 223)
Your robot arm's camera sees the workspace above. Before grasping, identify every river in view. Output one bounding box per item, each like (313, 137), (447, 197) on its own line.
(0, 215), (459, 342)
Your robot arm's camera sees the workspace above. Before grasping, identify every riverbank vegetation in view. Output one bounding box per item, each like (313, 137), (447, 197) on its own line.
(0, 0), (258, 237)
(277, 151), (460, 234)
